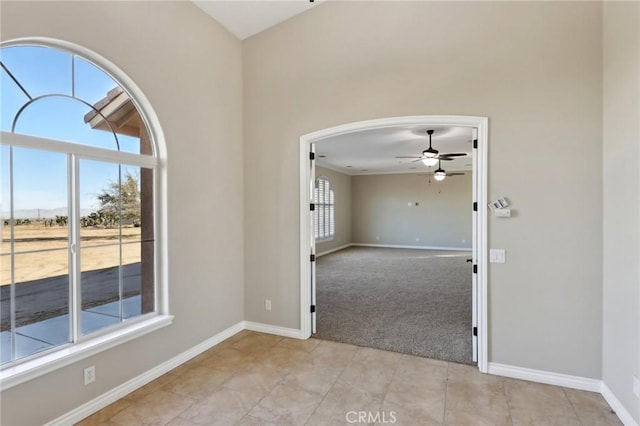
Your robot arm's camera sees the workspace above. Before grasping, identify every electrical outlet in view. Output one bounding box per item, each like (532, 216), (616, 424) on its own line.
(265, 299), (272, 311)
(84, 366), (95, 385)
(633, 375), (639, 397)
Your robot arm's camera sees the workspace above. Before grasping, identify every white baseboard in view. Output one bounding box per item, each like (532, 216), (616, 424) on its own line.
(45, 321), (245, 426)
(600, 382), (639, 426)
(352, 243), (471, 252)
(317, 243), (352, 257)
(487, 362), (601, 392)
(243, 320), (304, 339)
(489, 363), (638, 425)
(316, 242), (471, 256)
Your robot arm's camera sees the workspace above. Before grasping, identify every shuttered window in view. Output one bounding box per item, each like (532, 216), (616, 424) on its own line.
(314, 176), (334, 241)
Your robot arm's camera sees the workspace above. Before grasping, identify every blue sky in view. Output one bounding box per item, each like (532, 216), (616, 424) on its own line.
(1, 45), (142, 214)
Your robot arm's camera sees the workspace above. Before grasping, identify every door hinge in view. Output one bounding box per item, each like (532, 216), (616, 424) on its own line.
(473, 139), (478, 149)
(310, 203), (315, 211)
(473, 326), (478, 336)
(310, 305), (316, 313)
(310, 254), (316, 262)
(310, 152), (315, 160)
(473, 264), (477, 274)
(473, 202), (477, 212)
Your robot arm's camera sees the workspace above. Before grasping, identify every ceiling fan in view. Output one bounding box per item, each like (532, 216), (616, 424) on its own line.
(395, 129), (466, 167)
(432, 159), (465, 181)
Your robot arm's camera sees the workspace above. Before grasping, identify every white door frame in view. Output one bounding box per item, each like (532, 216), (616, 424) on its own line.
(299, 115), (489, 373)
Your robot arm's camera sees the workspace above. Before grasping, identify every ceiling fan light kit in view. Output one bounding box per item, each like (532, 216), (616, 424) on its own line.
(421, 157), (439, 167)
(434, 169), (447, 181)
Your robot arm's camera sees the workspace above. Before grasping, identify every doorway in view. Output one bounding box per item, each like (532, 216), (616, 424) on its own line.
(299, 115), (488, 372)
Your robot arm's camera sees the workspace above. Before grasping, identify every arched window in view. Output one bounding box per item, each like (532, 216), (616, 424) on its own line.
(0, 42), (168, 374)
(314, 176), (334, 241)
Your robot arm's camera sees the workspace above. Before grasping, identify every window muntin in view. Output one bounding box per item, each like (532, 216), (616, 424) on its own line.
(314, 176), (335, 242)
(1, 46), (73, 99)
(0, 44), (159, 367)
(1, 45), (148, 155)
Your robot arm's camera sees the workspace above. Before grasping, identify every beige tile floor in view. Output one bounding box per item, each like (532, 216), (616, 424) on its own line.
(77, 331), (621, 426)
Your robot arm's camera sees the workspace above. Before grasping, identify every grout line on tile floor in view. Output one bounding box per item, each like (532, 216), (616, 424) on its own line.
(303, 380), (331, 425)
(501, 376), (515, 426)
(155, 389), (197, 426)
(380, 351), (401, 402)
(562, 387), (586, 426)
(442, 362), (450, 424)
(232, 360), (285, 423)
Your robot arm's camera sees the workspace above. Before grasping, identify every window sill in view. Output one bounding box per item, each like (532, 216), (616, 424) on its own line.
(0, 314), (173, 391)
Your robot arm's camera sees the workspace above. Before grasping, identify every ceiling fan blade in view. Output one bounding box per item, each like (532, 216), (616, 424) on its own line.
(438, 157), (455, 161)
(447, 172), (465, 176)
(439, 153), (467, 158)
(395, 156), (423, 159)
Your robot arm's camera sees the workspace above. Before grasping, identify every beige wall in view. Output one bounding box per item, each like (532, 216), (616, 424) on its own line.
(315, 166), (352, 255)
(244, 1), (603, 378)
(0, 2), (244, 425)
(3, 1), (632, 423)
(602, 2), (640, 422)
(352, 173), (472, 249)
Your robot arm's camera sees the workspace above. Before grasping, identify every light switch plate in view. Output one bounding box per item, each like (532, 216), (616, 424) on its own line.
(490, 249), (506, 263)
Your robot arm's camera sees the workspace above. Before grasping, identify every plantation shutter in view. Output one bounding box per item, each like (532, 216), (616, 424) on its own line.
(314, 176), (334, 241)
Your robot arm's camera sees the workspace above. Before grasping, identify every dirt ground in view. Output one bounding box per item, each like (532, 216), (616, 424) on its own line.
(1, 222), (143, 285)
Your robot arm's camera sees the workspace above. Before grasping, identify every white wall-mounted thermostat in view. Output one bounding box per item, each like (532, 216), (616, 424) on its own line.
(489, 197), (509, 210)
(489, 197), (512, 217)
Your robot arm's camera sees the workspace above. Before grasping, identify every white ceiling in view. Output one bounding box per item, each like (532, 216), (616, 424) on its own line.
(315, 125), (474, 176)
(192, 0), (321, 40)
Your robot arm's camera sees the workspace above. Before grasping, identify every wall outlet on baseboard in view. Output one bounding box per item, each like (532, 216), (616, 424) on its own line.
(265, 299), (272, 311)
(84, 366), (95, 385)
(633, 375), (639, 397)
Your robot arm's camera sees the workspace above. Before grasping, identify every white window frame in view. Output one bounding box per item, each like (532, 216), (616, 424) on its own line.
(0, 38), (172, 391)
(314, 176), (334, 242)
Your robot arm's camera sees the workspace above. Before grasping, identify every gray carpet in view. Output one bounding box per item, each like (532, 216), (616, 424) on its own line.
(314, 246), (473, 364)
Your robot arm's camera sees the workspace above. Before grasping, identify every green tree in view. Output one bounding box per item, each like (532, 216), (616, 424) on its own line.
(97, 172), (140, 226)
